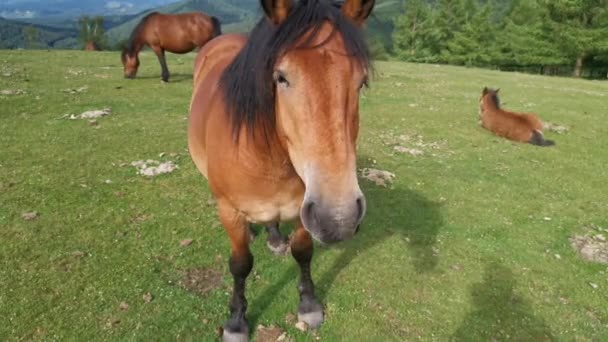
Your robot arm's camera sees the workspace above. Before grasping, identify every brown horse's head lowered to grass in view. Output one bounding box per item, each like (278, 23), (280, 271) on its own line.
(479, 87), (555, 147)
(121, 12), (221, 82)
(188, 0), (375, 339)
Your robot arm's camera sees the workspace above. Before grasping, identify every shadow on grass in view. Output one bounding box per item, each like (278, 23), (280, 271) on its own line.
(127, 73), (193, 83)
(452, 262), (554, 341)
(247, 182), (443, 326)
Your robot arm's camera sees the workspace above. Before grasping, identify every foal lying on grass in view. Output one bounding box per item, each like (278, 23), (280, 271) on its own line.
(479, 87), (555, 147)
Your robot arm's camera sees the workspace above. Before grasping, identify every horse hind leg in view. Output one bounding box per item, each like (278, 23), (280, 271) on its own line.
(291, 221), (324, 328)
(154, 48), (170, 82)
(265, 223), (290, 256)
(219, 202), (253, 341)
(247, 223), (289, 256)
(529, 130), (555, 147)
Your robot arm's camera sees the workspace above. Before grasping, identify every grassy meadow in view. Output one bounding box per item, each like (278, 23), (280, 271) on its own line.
(1, 50), (607, 340)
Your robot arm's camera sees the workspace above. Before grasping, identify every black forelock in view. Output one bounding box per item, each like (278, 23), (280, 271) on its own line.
(219, 0), (371, 142)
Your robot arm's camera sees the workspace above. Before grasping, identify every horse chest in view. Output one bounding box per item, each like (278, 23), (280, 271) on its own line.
(240, 196), (302, 224)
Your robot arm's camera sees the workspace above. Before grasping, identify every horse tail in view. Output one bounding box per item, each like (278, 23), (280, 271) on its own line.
(529, 130), (555, 147)
(210, 16), (222, 37)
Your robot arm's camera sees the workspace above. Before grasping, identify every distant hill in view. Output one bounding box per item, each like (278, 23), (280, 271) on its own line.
(0, 17), (78, 49)
(0, 0), (177, 20)
(1, 0), (400, 52)
(106, 0), (398, 51)
(105, 0), (260, 43)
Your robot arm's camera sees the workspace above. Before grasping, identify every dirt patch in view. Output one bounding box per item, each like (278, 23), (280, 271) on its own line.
(360, 168), (395, 187)
(180, 267), (224, 296)
(55, 251), (87, 272)
(180, 238), (193, 247)
(255, 325), (287, 342)
(142, 292), (153, 303)
(570, 225), (608, 264)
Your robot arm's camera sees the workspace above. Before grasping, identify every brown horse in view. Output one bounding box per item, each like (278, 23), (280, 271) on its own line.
(188, 0), (374, 340)
(479, 87), (555, 146)
(121, 12), (221, 82)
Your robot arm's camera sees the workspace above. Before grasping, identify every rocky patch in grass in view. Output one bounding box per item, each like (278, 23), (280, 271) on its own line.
(179, 267), (224, 296)
(67, 68), (85, 76)
(360, 168), (395, 187)
(62, 86), (88, 94)
(384, 132), (450, 157)
(21, 211), (39, 220)
(543, 122), (569, 134)
(131, 159), (178, 177)
(60, 107), (112, 120)
(1, 89), (26, 95)
(393, 146), (424, 156)
(570, 224), (607, 264)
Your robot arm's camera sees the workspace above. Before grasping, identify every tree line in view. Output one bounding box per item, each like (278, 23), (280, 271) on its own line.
(391, 0), (608, 78)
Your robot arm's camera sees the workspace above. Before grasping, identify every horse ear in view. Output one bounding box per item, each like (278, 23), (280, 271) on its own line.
(341, 0), (375, 25)
(495, 88), (500, 93)
(260, 0), (293, 25)
(482, 87), (488, 95)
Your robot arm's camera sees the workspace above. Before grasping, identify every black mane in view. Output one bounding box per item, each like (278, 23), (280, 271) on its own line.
(219, 0), (371, 142)
(122, 12), (157, 58)
(489, 90), (500, 108)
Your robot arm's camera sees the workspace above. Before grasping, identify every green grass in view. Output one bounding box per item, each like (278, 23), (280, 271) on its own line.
(1, 50), (607, 340)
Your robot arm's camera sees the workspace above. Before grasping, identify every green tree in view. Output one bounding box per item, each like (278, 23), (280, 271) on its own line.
(78, 16), (106, 50)
(443, 2), (496, 66)
(433, 0), (469, 61)
(392, 0), (436, 62)
(541, 0), (608, 77)
(495, 0), (568, 69)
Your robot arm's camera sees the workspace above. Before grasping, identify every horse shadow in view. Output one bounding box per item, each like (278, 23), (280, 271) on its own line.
(130, 73), (193, 83)
(452, 262), (554, 340)
(248, 180), (444, 326)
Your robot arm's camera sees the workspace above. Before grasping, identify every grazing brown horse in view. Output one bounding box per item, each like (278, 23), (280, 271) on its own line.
(121, 12), (221, 82)
(188, 0), (374, 340)
(479, 87), (555, 146)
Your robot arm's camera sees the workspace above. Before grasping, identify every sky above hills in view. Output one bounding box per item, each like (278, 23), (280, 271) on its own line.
(0, 0), (176, 18)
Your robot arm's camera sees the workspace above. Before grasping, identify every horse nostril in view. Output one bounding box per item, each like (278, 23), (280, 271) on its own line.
(303, 200), (318, 226)
(355, 196), (366, 223)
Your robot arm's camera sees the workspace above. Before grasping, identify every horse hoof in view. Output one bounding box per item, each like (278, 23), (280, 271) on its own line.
(297, 309), (324, 329)
(297, 298), (324, 329)
(266, 239), (290, 256)
(222, 329), (249, 342)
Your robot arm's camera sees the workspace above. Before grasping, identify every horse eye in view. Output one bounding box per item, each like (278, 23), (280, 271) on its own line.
(359, 78), (369, 90)
(274, 71), (290, 87)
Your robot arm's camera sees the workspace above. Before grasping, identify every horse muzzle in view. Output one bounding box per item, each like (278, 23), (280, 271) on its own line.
(300, 193), (366, 244)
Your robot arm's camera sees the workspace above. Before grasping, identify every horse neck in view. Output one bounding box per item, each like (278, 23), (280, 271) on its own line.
(127, 38), (145, 56)
(482, 97), (500, 114)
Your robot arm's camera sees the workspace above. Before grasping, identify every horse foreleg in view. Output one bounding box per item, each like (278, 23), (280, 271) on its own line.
(219, 202), (253, 341)
(291, 221), (324, 328)
(265, 223), (289, 256)
(155, 49), (169, 82)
